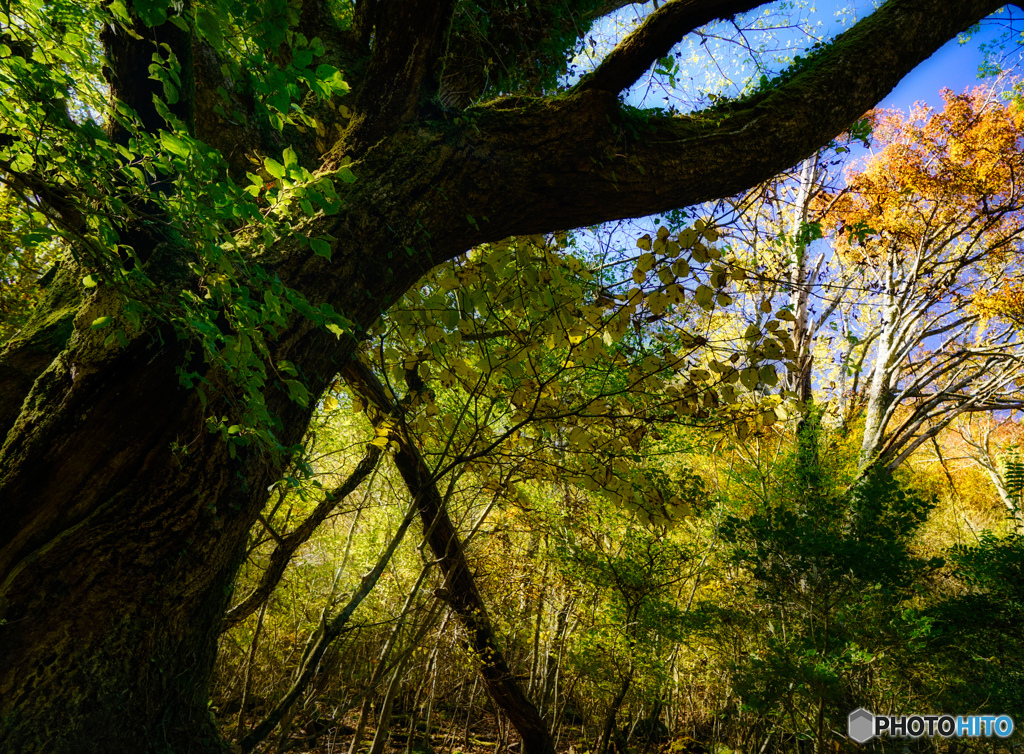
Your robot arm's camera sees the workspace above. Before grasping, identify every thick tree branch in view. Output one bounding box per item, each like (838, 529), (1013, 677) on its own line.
(345, 0), (457, 151)
(192, 38), (271, 180)
(436, 0), (1006, 242)
(439, 0), (637, 107)
(353, 0), (377, 49)
(577, 0), (770, 95)
(100, 2), (194, 142)
(306, 1), (1003, 304)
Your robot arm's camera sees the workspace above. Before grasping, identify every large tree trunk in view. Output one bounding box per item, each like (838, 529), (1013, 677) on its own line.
(0, 283), (335, 752)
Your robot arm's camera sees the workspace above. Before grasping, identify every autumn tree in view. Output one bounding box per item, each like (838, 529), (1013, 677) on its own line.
(0, 0), (1017, 752)
(947, 412), (1024, 528)
(713, 86), (1024, 470)
(825, 87), (1024, 469)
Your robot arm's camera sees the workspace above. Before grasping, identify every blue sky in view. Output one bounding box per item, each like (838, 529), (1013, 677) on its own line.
(571, 2), (1024, 262)
(879, 6), (1021, 110)
(578, 2), (1024, 116)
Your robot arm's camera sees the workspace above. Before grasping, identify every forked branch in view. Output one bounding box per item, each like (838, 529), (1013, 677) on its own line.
(221, 441), (384, 632)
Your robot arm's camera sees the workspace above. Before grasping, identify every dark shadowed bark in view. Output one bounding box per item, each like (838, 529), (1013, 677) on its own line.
(0, 0), (1007, 750)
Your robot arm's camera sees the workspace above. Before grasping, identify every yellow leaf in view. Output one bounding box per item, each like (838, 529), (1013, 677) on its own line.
(736, 421), (749, 442)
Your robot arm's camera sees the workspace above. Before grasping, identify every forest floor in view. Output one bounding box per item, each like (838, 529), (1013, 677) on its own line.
(244, 709), (692, 754)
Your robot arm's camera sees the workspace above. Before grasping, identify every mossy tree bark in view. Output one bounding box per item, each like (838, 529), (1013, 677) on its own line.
(0, 0), (1006, 750)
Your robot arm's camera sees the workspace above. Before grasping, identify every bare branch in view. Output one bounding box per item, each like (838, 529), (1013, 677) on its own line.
(341, 359), (556, 754)
(239, 493), (420, 753)
(221, 441), (383, 632)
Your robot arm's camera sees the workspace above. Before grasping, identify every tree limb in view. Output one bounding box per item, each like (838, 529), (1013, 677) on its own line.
(334, 0), (1007, 259)
(341, 359), (556, 754)
(346, 0), (458, 151)
(221, 441), (384, 632)
(577, 0), (770, 95)
(100, 2), (194, 142)
(239, 493), (421, 753)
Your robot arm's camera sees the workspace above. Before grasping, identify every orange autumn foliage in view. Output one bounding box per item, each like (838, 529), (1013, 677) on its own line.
(822, 86), (1024, 307)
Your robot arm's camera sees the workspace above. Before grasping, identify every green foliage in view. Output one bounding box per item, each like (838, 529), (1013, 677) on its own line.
(715, 427), (942, 745)
(744, 41), (835, 101)
(445, 0), (609, 100)
(10, 2), (1014, 748)
(928, 532), (1024, 713)
(0, 186), (57, 340)
(552, 495), (700, 723)
(0, 0), (357, 455)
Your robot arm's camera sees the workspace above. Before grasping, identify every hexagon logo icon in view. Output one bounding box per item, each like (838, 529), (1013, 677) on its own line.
(848, 709), (875, 743)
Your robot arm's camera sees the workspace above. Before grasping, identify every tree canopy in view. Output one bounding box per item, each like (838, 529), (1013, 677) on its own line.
(0, 0), (1022, 752)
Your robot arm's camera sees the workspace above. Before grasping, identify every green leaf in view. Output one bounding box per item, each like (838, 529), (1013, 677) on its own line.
(134, 0), (169, 27)
(107, 0), (131, 22)
(195, 7), (224, 47)
(284, 379), (311, 407)
(282, 146), (298, 168)
(83, 274), (98, 288)
(264, 157), (286, 179)
(310, 237), (332, 260)
(91, 316), (112, 329)
(315, 64), (349, 95)
(160, 132), (191, 158)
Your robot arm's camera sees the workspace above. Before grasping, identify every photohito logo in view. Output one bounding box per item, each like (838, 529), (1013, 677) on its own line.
(848, 709), (1014, 743)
